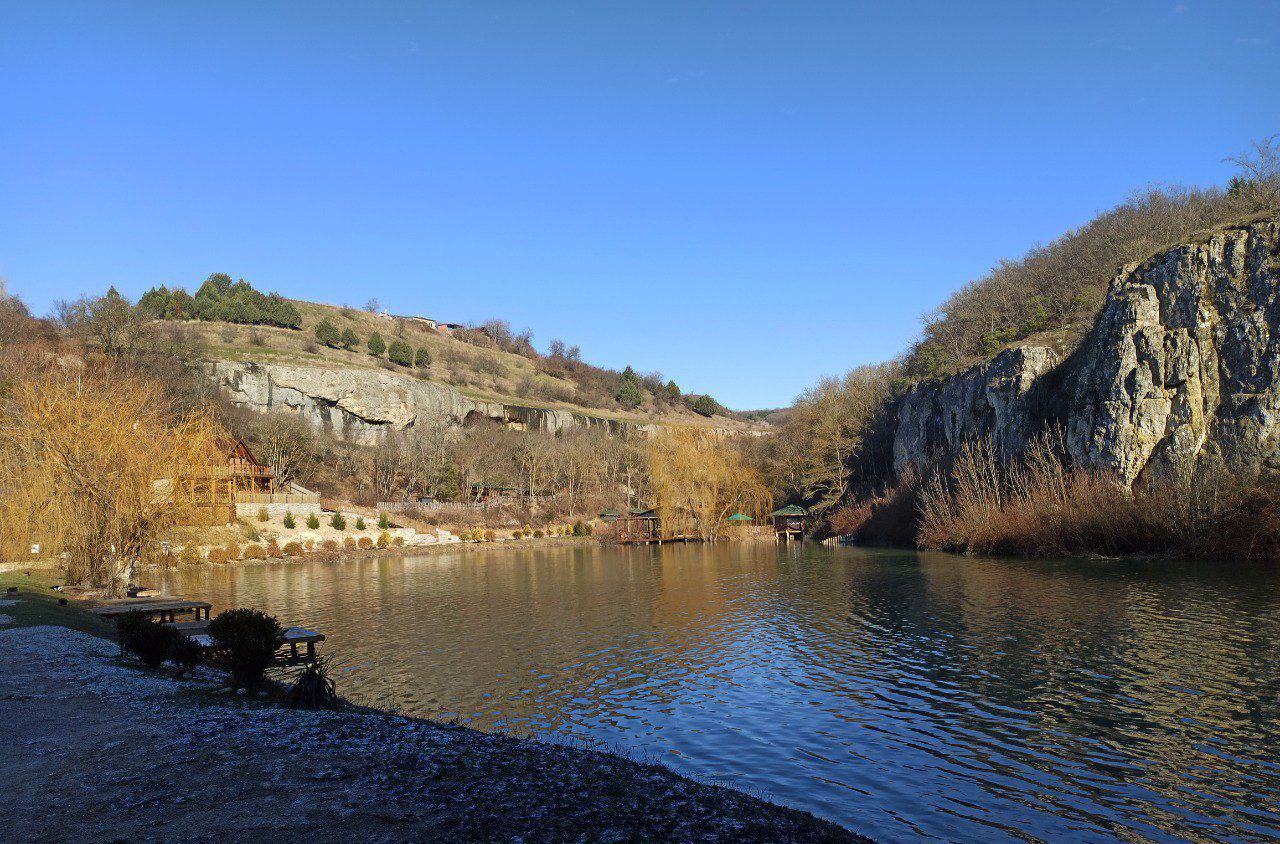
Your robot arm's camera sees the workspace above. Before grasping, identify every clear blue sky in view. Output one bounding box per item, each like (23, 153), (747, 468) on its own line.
(2, 2), (1276, 408)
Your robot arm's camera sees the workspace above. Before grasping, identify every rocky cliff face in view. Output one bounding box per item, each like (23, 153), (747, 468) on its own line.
(894, 214), (1280, 485)
(208, 360), (638, 445)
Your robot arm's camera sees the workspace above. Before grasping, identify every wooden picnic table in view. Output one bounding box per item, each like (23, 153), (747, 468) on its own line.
(91, 600), (212, 624)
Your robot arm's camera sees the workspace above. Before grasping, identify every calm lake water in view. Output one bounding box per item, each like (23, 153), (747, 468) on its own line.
(146, 543), (1280, 842)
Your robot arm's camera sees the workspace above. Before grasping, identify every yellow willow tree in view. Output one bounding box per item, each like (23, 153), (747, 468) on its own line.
(0, 366), (221, 590)
(646, 427), (772, 541)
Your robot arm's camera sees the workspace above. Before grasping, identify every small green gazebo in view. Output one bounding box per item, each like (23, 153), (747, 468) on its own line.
(726, 513), (754, 525)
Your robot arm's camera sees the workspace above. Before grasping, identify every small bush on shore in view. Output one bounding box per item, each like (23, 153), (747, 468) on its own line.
(207, 548), (228, 565)
(179, 544), (202, 566)
(355, 516), (366, 531)
(322, 539), (339, 551)
(208, 608), (283, 688)
(392, 535), (404, 546)
(243, 543), (267, 560)
(266, 540), (283, 558)
(120, 617), (184, 669)
(224, 542), (240, 561)
(483, 530), (496, 542)
(512, 530), (522, 539)
(257, 507), (269, 522)
(533, 529), (544, 538)
(355, 536), (371, 549)
(283, 512), (296, 529)
(330, 512), (346, 530)
(344, 536), (357, 550)
(168, 635), (204, 674)
(307, 514), (320, 530)
(376, 531), (389, 548)
(378, 512), (390, 529)
(283, 541), (304, 556)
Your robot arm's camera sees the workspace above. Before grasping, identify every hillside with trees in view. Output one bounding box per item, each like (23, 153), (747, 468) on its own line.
(129, 282), (746, 428)
(903, 138), (1280, 380)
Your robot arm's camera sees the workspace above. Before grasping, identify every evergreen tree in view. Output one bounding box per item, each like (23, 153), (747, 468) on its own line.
(665, 380), (681, 398)
(414, 347), (431, 369)
(367, 331), (386, 356)
(315, 319), (341, 347)
(388, 340), (413, 366)
(340, 327), (360, 350)
(688, 394), (719, 417)
(617, 365), (643, 408)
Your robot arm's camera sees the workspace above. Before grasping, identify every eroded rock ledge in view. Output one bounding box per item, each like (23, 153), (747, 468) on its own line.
(894, 214), (1280, 486)
(208, 360), (640, 445)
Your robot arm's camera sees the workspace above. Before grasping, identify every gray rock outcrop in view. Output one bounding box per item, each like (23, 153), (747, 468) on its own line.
(208, 360), (632, 444)
(893, 214), (1280, 486)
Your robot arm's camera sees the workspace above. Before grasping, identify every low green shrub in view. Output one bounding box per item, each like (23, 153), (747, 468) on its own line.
(168, 635), (204, 674)
(120, 617), (184, 669)
(257, 507), (269, 522)
(533, 529), (544, 538)
(307, 514), (320, 530)
(283, 657), (339, 710)
(378, 512), (390, 529)
(330, 512), (346, 530)
(355, 516), (366, 531)
(208, 608), (283, 688)
(283, 512), (296, 529)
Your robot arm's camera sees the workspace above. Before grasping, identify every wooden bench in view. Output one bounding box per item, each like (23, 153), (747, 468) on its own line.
(91, 600), (212, 624)
(187, 626), (326, 665)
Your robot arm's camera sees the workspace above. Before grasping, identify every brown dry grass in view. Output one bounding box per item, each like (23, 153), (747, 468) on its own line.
(915, 433), (1280, 561)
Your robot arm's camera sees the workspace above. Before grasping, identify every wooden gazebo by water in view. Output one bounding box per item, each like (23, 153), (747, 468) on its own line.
(769, 505), (807, 542)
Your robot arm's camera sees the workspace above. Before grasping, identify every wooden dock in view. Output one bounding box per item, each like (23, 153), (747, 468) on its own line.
(91, 599), (212, 623)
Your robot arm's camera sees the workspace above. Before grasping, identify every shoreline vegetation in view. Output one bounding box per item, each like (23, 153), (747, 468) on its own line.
(0, 573), (861, 843)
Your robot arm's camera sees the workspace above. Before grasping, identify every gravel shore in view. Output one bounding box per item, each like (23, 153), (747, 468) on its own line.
(0, 623), (864, 843)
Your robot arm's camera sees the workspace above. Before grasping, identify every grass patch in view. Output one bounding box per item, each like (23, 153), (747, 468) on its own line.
(0, 569), (110, 638)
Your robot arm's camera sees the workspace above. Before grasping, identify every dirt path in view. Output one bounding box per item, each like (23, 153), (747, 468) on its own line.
(0, 624), (863, 843)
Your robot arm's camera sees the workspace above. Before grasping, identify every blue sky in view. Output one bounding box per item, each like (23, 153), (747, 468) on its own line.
(1, 2), (1276, 408)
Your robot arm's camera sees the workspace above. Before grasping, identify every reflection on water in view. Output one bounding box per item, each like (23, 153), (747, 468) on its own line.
(147, 544), (1280, 842)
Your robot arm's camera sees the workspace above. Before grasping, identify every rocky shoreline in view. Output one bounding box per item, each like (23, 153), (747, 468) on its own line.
(0, 621), (864, 842)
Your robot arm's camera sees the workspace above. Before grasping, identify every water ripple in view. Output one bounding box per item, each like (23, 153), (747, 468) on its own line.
(148, 544), (1280, 842)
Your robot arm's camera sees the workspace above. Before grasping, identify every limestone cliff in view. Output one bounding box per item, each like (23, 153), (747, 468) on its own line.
(893, 213), (1280, 485)
(208, 360), (640, 445)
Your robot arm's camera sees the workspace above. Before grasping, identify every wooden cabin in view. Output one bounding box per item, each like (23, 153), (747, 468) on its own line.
(217, 437), (275, 494)
(769, 505), (807, 541)
(181, 438), (276, 525)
